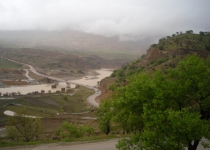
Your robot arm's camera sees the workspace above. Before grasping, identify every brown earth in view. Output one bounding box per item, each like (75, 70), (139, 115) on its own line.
(96, 77), (116, 103)
(0, 69), (29, 87)
(145, 48), (210, 62)
(2, 80), (27, 86)
(0, 69), (27, 80)
(27, 70), (44, 80)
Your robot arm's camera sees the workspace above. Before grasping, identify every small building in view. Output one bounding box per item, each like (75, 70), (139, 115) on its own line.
(41, 90), (45, 94)
(11, 92), (17, 96)
(61, 88), (65, 92)
(33, 91), (39, 94)
(66, 83), (70, 88)
(51, 84), (57, 88)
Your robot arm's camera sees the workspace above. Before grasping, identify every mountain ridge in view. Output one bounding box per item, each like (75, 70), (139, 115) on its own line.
(0, 30), (150, 59)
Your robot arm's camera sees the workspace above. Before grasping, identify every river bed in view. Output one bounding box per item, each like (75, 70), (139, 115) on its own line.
(0, 68), (113, 95)
(69, 68), (113, 86)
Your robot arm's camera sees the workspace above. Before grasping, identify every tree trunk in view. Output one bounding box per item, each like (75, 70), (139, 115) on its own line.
(105, 123), (110, 135)
(188, 140), (199, 150)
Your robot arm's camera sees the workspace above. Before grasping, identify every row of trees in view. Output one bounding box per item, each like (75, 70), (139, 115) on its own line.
(149, 30), (210, 51)
(150, 30), (192, 50)
(98, 55), (210, 150)
(200, 31), (210, 36)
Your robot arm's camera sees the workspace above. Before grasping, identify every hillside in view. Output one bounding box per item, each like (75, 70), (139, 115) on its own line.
(0, 47), (130, 68)
(0, 47), (130, 80)
(151, 31), (210, 51)
(98, 31), (210, 100)
(0, 30), (149, 60)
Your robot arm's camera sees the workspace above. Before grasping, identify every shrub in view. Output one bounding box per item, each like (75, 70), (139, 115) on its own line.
(111, 70), (117, 77)
(56, 121), (94, 139)
(6, 112), (43, 142)
(159, 45), (164, 50)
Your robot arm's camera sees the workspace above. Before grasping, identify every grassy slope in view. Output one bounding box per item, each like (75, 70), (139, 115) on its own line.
(0, 86), (95, 126)
(0, 58), (23, 69)
(60, 49), (141, 60)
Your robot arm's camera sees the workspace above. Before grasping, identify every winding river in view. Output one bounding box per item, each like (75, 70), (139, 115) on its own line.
(0, 57), (113, 106)
(0, 69), (112, 95)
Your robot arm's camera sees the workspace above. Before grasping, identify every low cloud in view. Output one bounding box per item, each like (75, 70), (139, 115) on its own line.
(0, 0), (210, 41)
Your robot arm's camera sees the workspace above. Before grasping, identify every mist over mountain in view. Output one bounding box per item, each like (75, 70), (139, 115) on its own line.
(0, 0), (210, 60)
(0, 0), (210, 45)
(0, 30), (152, 57)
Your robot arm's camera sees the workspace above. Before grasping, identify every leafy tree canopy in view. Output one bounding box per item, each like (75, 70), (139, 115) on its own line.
(6, 110), (43, 142)
(99, 55), (210, 150)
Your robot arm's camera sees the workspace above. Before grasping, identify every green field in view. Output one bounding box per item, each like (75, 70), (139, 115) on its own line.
(0, 86), (95, 126)
(0, 58), (23, 69)
(57, 49), (141, 60)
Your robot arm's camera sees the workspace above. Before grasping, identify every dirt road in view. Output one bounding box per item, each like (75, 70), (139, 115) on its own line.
(87, 87), (101, 107)
(1, 139), (118, 150)
(4, 57), (64, 82)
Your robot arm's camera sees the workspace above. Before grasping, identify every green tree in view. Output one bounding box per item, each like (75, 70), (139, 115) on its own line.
(17, 91), (21, 95)
(200, 31), (205, 36)
(113, 55), (210, 150)
(158, 45), (164, 50)
(111, 70), (118, 77)
(56, 121), (86, 139)
(113, 73), (156, 134)
(186, 30), (193, 34)
(83, 125), (94, 136)
(150, 44), (157, 48)
(117, 70), (124, 78)
(206, 45), (210, 51)
(97, 100), (112, 135)
(140, 54), (145, 59)
(159, 38), (166, 43)
(6, 111), (43, 142)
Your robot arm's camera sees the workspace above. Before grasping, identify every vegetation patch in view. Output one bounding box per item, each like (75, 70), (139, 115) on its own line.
(0, 58), (23, 69)
(149, 30), (210, 51)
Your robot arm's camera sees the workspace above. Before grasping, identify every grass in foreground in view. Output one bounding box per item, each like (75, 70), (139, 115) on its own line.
(0, 134), (129, 148)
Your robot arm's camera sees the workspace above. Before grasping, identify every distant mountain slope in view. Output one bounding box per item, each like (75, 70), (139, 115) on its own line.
(0, 30), (150, 59)
(0, 48), (130, 70)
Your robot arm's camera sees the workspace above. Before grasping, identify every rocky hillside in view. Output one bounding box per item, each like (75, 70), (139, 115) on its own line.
(146, 31), (210, 61)
(98, 31), (210, 101)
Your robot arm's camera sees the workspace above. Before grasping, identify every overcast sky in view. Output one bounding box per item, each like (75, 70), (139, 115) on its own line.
(0, 0), (210, 41)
